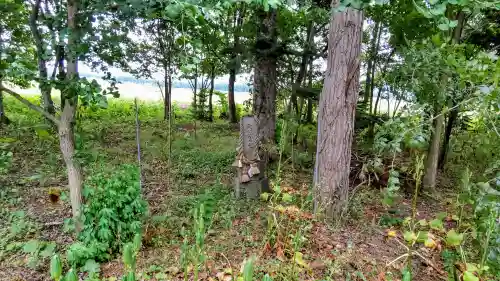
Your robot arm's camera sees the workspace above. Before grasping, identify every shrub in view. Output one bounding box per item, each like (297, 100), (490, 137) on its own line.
(68, 165), (147, 265)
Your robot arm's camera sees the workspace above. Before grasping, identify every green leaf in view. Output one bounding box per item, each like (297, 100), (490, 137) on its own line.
(50, 255), (62, 280)
(23, 240), (40, 254)
(436, 212), (447, 220)
(242, 256), (256, 281)
(65, 269), (78, 281)
(429, 219), (444, 230)
(402, 266), (412, 281)
(448, 20), (458, 28)
(40, 242), (56, 258)
(463, 271), (479, 281)
(124, 271), (136, 281)
(416, 231), (429, 243)
(282, 193), (293, 203)
(260, 192), (270, 201)
(263, 0), (269, 11)
(83, 259), (100, 275)
(123, 243), (135, 268)
(262, 274), (273, 281)
(438, 23), (450, 31)
(403, 231), (417, 243)
(445, 229), (464, 247)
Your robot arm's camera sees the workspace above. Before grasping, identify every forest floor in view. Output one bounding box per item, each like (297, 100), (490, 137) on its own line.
(0, 99), (458, 281)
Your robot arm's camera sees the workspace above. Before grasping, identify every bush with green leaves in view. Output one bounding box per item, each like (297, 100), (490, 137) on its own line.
(50, 234), (141, 281)
(67, 165), (147, 265)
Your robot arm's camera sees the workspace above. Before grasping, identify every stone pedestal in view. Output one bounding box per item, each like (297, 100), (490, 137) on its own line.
(232, 116), (269, 199)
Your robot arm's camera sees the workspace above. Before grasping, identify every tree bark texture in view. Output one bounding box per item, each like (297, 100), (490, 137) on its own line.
(423, 113), (444, 191)
(253, 9), (278, 146)
(62, 0), (83, 231)
(313, 5), (362, 218)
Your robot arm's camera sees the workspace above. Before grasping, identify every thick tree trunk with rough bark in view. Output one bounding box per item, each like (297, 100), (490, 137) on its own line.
(313, 4), (362, 218)
(61, 0), (83, 231)
(423, 113), (444, 191)
(253, 9), (278, 146)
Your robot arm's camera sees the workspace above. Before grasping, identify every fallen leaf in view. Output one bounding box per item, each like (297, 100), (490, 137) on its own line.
(276, 246), (286, 261)
(387, 230), (397, 238)
(376, 271), (386, 281)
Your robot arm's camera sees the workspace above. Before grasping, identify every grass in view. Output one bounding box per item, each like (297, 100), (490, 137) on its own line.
(0, 96), (482, 281)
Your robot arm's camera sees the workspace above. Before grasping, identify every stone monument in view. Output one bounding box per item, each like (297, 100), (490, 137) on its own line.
(232, 116), (269, 199)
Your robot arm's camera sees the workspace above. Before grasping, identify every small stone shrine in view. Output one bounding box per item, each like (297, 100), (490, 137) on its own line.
(232, 116), (269, 199)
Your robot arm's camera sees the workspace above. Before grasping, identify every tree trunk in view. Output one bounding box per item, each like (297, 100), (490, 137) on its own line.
(227, 6), (244, 124)
(423, 112), (444, 191)
(436, 12), (465, 169)
(0, 27), (8, 126)
(62, 0), (83, 232)
(438, 105), (458, 170)
(158, 19), (172, 120)
(424, 11), (465, 186)
(0, 89), (10, 126)
(306, 60), (314, 124)
(313, 4), (362, 218)
(253, 9), (278, 146)
(163, 66), (171, 120)
(364, 22), (380, 109)
(30, 0), (55, 118)
(193, 67), (198, 118)
(208, 65), (215, 122)
(228, 68), (237, 123)
(289, 22), (315, 118)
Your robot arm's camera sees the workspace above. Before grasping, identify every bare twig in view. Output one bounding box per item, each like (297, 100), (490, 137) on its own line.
(413, 251), (447, 277)
(0, 84), (60, 126)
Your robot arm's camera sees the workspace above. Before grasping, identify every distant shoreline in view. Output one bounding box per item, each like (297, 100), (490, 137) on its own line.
(13, 82), (251, 104)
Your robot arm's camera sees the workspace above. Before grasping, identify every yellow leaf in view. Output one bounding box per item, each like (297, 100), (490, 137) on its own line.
(387, 230), (397, 238)
(293, 252), (310, 269)
(424, 238), (436, 248)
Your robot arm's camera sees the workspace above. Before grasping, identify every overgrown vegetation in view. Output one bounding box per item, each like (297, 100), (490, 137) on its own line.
(1, 0), (499, 280)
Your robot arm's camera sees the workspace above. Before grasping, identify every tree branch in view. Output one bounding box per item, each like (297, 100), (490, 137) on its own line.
(0, 85), (60, 126)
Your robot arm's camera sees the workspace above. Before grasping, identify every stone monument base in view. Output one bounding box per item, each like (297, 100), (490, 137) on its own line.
(234, 177), (270, 199)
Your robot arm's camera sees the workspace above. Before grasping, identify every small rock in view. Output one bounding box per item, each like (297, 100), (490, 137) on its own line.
(310, 259), (326, 270)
